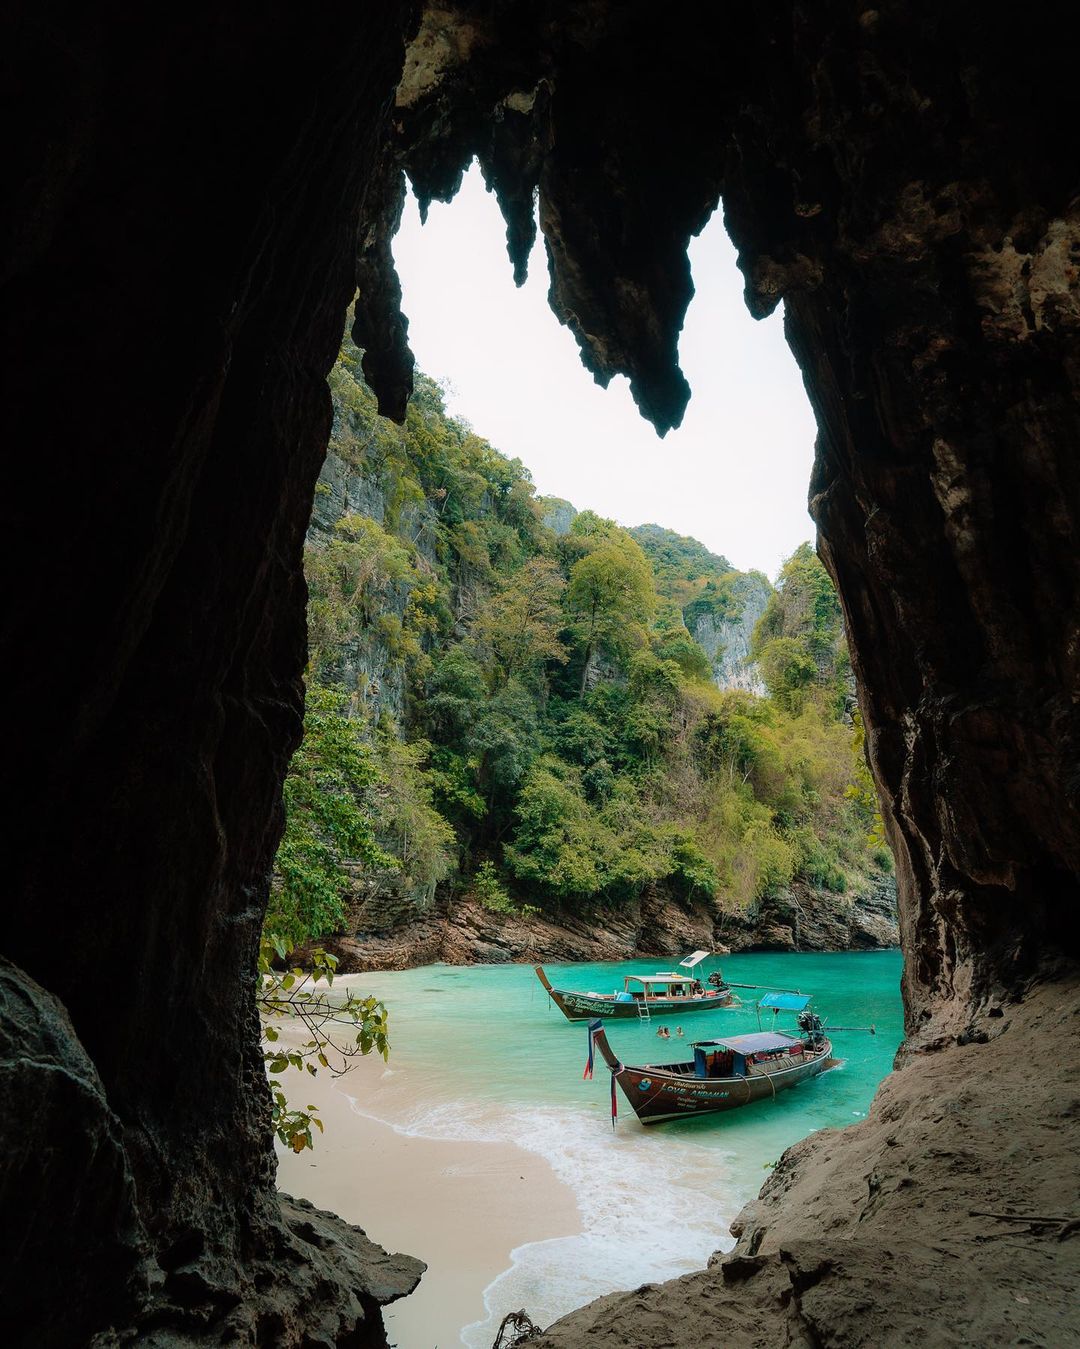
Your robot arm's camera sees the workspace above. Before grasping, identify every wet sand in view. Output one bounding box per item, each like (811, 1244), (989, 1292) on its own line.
(274, 1050), (581, 1348)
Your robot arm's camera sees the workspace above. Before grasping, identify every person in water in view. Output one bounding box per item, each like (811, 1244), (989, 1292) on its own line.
(675, 1026), (684, 1037)
(656, 1025), (671, 1039)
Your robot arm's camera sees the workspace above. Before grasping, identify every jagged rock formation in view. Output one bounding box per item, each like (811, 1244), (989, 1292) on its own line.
(0, 958), (147, 1344)
(329, 880), (898, 973)
(538, 495), (578, 536)
(689, 571), (771, 694)
(3, 2), (1078, 1345)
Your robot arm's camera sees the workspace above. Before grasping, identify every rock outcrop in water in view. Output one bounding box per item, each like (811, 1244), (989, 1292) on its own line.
(3, 1), (1078, 1343)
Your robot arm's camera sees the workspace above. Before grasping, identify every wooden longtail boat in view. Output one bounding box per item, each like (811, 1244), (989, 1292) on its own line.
(535, 952), (735, 1022)
(585, 995), (839, 1125)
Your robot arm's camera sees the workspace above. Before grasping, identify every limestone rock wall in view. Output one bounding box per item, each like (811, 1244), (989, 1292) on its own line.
(539, 496), (578, 536)
(308, 450), (425, 725)
(328, 877), (898, 974)
(1, 4), (423, 1342)
(689, 571), (771, 695)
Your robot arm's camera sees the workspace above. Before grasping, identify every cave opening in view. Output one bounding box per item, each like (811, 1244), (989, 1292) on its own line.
(3, 2), (1078, 1345)
(270, 156), (905, 1340)
(390, 160), (819, 583)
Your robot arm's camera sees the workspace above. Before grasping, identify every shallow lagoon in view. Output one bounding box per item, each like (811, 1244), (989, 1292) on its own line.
(330, 950), (903, 1345)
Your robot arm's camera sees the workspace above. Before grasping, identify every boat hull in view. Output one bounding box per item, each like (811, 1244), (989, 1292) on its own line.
(615, 1045), (838, 1123)
(544, 985), (734, 1021)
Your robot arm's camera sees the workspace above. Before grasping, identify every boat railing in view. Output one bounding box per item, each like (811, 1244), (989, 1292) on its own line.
(744, 1050), (804, 1075)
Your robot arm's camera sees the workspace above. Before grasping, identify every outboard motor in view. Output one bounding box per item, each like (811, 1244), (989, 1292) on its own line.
(707, 972), (728, 990)
(797, 1009), (825, 1047)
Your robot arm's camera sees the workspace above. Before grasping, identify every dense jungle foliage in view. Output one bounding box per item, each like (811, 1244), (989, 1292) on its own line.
(265, 335), (890, 947)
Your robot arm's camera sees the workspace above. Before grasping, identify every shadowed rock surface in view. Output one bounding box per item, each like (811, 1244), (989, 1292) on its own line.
(2, 3), (424, 1342)
(2, 1), (1078, 1343)
(0, 958), (148, 1344)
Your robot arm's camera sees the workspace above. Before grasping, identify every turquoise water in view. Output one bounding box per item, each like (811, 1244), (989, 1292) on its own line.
(339, 951), (903, 1344)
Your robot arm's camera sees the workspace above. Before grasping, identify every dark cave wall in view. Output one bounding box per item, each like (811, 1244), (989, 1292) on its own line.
(2, 2), (417, 1339)
(727, 5), (1080, 1040)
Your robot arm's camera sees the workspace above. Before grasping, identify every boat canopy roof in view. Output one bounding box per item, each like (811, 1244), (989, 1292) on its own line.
(692, 1031), (798, 1054)
(759, 992), (810, 1011)
(624, 973), (697, 987)
(678, 950), (711, 969)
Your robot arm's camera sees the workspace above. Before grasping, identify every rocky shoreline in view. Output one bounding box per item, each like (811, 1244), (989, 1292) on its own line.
(324, 875), (898, 973)
(533, 974), (1080, 1347)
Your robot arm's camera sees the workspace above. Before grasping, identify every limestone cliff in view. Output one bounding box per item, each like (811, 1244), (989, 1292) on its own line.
(309, 459), (413, 724)
(304, 366), (893, 967)
(689, 571), (771, 695)
(538, 495), (577, 536)
(328, 876), (897, 973)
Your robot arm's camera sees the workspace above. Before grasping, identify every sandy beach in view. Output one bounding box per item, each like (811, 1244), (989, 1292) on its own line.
(269, 957), (902, 1345)
(274, 1048), (581, 1348)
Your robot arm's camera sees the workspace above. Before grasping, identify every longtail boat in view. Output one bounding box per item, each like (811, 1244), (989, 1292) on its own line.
(535, 952), (735, 1022)
(584, 993), (839, 1125)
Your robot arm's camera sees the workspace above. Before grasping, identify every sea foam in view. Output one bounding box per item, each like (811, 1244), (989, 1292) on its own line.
(343, 1088), (741, 1345)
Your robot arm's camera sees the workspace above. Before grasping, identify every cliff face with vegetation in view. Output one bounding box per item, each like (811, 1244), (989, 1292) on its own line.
(269, 334), (897, 965)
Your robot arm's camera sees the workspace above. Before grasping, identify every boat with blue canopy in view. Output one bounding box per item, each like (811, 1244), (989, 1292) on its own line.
(534, 953), (735, 1022)
(583, 992), (840, 1125)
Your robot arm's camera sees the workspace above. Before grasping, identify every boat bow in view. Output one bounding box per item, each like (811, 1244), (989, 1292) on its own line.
(585, 1019), (624, 1128)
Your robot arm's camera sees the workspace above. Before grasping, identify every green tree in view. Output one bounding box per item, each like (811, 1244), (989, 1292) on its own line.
(375, 735), (457, 904)
(258, 936), (389, 1153)
(756, 636), (818, 714)
(268, 686), (397, 949)
(473, 557), (568, 686)
(467, 678), (540, 813)
(753, 543), (846, 716)
(503, 759), (611, 898)
(425, 649), (488, 742)
(654, 624), (713, 682)
(567, 534), (656, 696)
(306, 515), (416, 671)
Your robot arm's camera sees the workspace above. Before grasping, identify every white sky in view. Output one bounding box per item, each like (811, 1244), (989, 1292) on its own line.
(391, 164), (818, 580)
